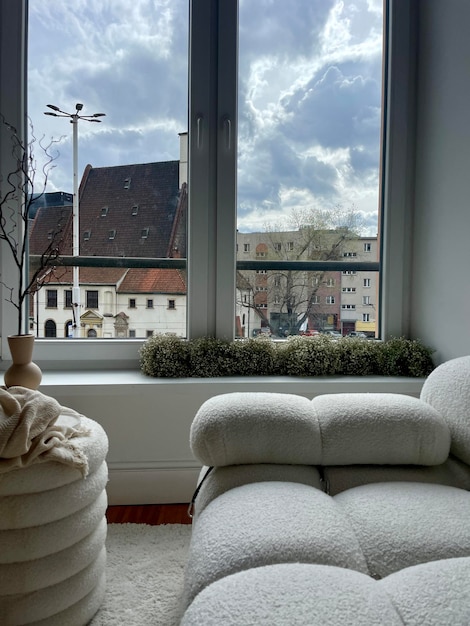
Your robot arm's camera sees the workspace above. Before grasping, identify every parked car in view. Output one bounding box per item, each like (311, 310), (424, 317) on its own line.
(322, 330), (343, 339)
(300, 329), (320, 337)
(346, 331), (369, 339)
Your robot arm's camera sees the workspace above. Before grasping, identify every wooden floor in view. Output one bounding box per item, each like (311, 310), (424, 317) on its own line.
(106, 503), (192, 525)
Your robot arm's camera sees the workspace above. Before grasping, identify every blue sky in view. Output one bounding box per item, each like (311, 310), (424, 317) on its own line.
(28, 0), (383, 235)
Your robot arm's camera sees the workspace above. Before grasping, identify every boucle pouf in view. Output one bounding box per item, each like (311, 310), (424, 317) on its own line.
(0, 415), (108, 626)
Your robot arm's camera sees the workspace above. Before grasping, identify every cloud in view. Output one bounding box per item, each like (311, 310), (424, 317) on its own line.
(28, 0), (383, 235)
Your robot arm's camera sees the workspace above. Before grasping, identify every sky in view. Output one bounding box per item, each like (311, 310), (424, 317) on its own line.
(28, 0), (383, 236)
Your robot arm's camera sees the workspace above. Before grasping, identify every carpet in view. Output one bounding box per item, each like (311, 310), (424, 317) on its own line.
(89, 523), (192, 626)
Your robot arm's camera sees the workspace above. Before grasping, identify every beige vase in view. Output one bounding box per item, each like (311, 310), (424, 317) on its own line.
(4, 334), (42, 390)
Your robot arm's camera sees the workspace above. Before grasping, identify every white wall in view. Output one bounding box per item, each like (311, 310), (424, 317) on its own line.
(411, 0), (470, 363)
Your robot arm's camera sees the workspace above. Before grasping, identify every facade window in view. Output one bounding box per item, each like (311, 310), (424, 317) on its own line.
(363, 313), (371, 322)
(83, 230), (91, 241)
(363, 278), (371, 288)
(146, 299), (154, 309)
(256, 303), (268, 309)
(64, 290), (72, 308)
(168, 299), (176, 310)
(256, 251), (266, 257)
(44, 319), (57, 337)
(129, 330), (136, 338)
(101, 207), (108, 217)
(342, 287), (356, 293)
(342, 304), (356, 310)
(343, 252), (357, 257)
(108, 229), (116, 240)
(326, 296), (335, 305)
(342, 271), (357, 276)
(256, 269), (267, 274)
(46, 289), (57, 308)
(325, 278), (335, 287)
(132, 205), (139, 215)
(243, 243), (250, 252)
(146, 330), (153, 338)
(141, 228), (149, 239)
(287, 242), (294, 251)
(274, 243), (282, 252)
(364, 243), (372, 252)
(363, 296), (371, 305)
(312, 295), (320, 304)
(273, 295), (281, 304)
(129, 298), (136, 309)
(86, 291), (99, 309)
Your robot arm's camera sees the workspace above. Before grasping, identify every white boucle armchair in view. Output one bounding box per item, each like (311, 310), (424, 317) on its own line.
(181, 355), (470, 625)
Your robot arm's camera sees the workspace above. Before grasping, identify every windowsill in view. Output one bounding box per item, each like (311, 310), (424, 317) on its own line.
(39, 369), (425, 397)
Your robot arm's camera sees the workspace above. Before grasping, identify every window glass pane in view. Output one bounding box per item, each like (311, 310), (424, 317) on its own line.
(27, 1), (188, 339)
(236, 0), (383, 338)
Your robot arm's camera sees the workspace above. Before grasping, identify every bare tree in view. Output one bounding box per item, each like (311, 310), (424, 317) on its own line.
(0, 117), (67, 335)
(237, 205), (363, 336)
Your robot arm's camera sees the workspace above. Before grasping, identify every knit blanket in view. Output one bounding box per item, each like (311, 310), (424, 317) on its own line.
(0, 386), (90, 476)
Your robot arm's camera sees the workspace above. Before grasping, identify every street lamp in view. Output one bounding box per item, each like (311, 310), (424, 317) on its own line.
(44, 103), (105, 337)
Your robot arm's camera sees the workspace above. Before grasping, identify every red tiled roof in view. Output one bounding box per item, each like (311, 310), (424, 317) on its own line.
(118, 269), (186, 294)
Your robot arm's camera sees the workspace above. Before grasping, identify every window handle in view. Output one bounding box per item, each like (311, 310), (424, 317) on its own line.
(196, 115), (203, 149)
(223, 116), (232, 150)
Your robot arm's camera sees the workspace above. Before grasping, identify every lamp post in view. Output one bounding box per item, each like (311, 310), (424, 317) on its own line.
(44, 103), (105, 337)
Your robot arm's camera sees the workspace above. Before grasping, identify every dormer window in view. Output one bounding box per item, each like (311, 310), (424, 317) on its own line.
(132, 204), (139, 215)
(84, 230), (91, 241)
(108, 229), (116, 240)
(47, 229), (53, 240)
(100, 206), (108, 217)
(124, 178), (131, 189)
(141, 227), (149, 239)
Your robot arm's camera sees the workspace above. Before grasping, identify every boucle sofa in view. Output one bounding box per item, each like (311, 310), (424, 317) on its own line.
(181, 355), (470, 625)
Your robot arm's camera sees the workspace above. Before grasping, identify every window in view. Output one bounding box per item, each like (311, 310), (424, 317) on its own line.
(168, 299), (176, 310)
(363, 296), (371, 305)
(146, 299), (154, 309)
(129, 298), (136, 309)
(324, 278), (335, 287)
(342, 271), (357, 276)
(243, 243), (250, 253)
(363, 279), (371, 288)
(342, 304), (356, 310)
(326, 296), (335, 305)
(86, 291), (99, 309)
(343, 252), (357, 258)
(256, 251), (266, 258)
(342, 287), (356, 293)
(364, 243), (372, 252)
(129, 329), (136, 338)
(256, 269), (267, 275)
(84, 230), (91, 241)
(64, 290), (72, 308)
(131, 205), (139, 216)
(141, 228), (149, 239)
(101, 207), (108, 217)
(44, 319), (57, 337)
(287, 242), (294, 252)
(363, 313), (371, 322)
(274, 243), (282, 252)
(146, 330), (153, 338)
(47, 229), (53, 240)
(108, 230), (116, 240)
(124, 178), (131, 189)
(312, 295), (320, 304)
(8, 0), (404, 367)
(46, 290), (57, 308)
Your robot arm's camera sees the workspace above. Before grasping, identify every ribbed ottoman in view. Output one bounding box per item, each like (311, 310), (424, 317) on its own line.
(0, 415), (108, 626)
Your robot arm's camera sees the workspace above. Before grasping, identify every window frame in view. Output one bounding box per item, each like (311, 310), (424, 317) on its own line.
(0, 0), (417, 370)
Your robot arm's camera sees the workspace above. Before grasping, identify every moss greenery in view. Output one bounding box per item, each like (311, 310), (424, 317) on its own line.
(139, 334), (435, 378)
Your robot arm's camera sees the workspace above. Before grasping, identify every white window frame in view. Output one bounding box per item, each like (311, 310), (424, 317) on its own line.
(0, 0), (416, 371)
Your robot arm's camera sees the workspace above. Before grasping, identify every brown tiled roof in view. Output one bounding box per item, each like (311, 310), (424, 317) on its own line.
(78, 161), (180, 258)
(29, 205), (73, 255)
(118, 269), (186, 294)
(40, 267), (127, 286)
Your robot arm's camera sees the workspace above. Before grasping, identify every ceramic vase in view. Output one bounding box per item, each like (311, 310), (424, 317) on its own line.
(4, 334), (42, 390)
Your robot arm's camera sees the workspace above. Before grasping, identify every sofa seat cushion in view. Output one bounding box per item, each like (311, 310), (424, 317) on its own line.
(324, 455), (470, 496)
(181, 563), (403, 626)
(182, 481), (370, 609)
(379, 557), (470, 625)
(334, 482), (470, 578)
(193, 464), (323, 517)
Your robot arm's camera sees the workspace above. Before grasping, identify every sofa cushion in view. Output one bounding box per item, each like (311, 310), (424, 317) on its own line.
(379, 557), (470, 625)
(182, 481), (370, 609)
(190, 392), (321, 466)
(420, 355), (470, 465)
(312, 393), (450, 466)
(334, 482), (470, 578)
(193, 464), (323, 517)
(181, 563), (403, 626)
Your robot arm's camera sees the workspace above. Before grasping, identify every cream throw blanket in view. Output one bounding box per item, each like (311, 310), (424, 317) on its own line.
(0, 386), (90, 476)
